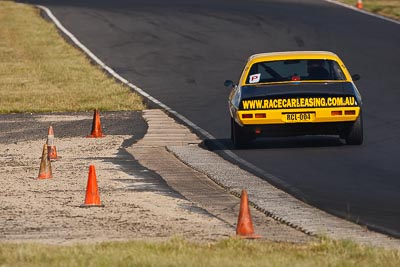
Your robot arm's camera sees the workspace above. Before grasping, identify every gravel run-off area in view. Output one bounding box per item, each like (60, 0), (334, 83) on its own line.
(0, 111), (232, 244)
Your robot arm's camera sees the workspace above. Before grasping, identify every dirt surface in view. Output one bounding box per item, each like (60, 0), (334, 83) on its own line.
(0, 111), (233, 244)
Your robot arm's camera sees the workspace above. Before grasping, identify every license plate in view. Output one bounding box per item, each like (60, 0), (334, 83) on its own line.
(284, 113), (314, 123)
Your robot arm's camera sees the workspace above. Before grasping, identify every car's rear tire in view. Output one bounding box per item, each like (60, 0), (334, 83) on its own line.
(345, 113), (363, 145)
(231, 118), (251, 148)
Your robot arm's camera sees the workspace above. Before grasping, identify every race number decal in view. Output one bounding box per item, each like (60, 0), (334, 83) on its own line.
(249, 73), (261, 84)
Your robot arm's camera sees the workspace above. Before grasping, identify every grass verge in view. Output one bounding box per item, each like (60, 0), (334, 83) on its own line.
(0, 1), (145, 113)
(1, 238), (400, 267)
(337, 0), (400, 21)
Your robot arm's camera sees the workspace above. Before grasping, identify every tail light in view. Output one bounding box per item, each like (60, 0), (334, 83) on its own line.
(242, 114), (253, 119)
(331, 111), (342, 116)
(255, 113), (266, 118)
(345, 110), (356, 115)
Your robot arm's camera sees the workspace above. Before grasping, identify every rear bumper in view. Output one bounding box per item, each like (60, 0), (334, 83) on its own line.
(237, 107), (360, 125)
(233, 107), (360, 137)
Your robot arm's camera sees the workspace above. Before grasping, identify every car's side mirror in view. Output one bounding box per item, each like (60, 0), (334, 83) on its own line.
(224, 80), (234, 88)
(352, 74), (361, 81)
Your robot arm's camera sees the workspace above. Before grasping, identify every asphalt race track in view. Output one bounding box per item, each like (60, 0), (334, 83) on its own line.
(22, 0), (400, 237)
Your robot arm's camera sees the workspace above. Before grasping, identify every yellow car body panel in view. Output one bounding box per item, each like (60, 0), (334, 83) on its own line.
(237, 106), (360, 125)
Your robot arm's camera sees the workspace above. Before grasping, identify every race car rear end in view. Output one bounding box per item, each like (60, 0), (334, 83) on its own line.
(227, 51), (363, 147)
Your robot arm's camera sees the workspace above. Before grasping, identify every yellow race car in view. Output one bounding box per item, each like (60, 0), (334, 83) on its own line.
(225, 51), (363, 147)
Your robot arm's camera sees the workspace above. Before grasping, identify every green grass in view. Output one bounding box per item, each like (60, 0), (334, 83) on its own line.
(337, 0), (400, 20)
(0, 238), (399, 267)
(0, 1), (145, 113)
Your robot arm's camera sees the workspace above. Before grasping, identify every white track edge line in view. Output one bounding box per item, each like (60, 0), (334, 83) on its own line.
(324, 0), (400, 25)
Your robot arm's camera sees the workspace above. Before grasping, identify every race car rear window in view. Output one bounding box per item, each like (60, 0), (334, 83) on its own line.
(246, 59), (346, 84)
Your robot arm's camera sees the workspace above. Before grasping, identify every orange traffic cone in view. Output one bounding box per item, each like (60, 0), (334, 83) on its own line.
(356, 0), (363, 9)
(80, 165), (104, 207)
(236, 189), (261, 239)
(38, 144), (53, 179)
(46, 126), (59, 160)
(87, 109), (105, 138)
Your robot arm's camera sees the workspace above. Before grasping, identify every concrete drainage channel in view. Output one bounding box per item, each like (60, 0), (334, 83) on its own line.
(131, 109), (400, 248)
(127, 109), (312, 243)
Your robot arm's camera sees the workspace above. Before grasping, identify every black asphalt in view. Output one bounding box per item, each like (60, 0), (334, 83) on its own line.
(0, 111), (147, 146)
(21, 0), (400, 237)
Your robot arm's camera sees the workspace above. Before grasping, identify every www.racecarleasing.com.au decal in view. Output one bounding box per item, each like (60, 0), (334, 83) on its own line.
(241, 96), (357, 110)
